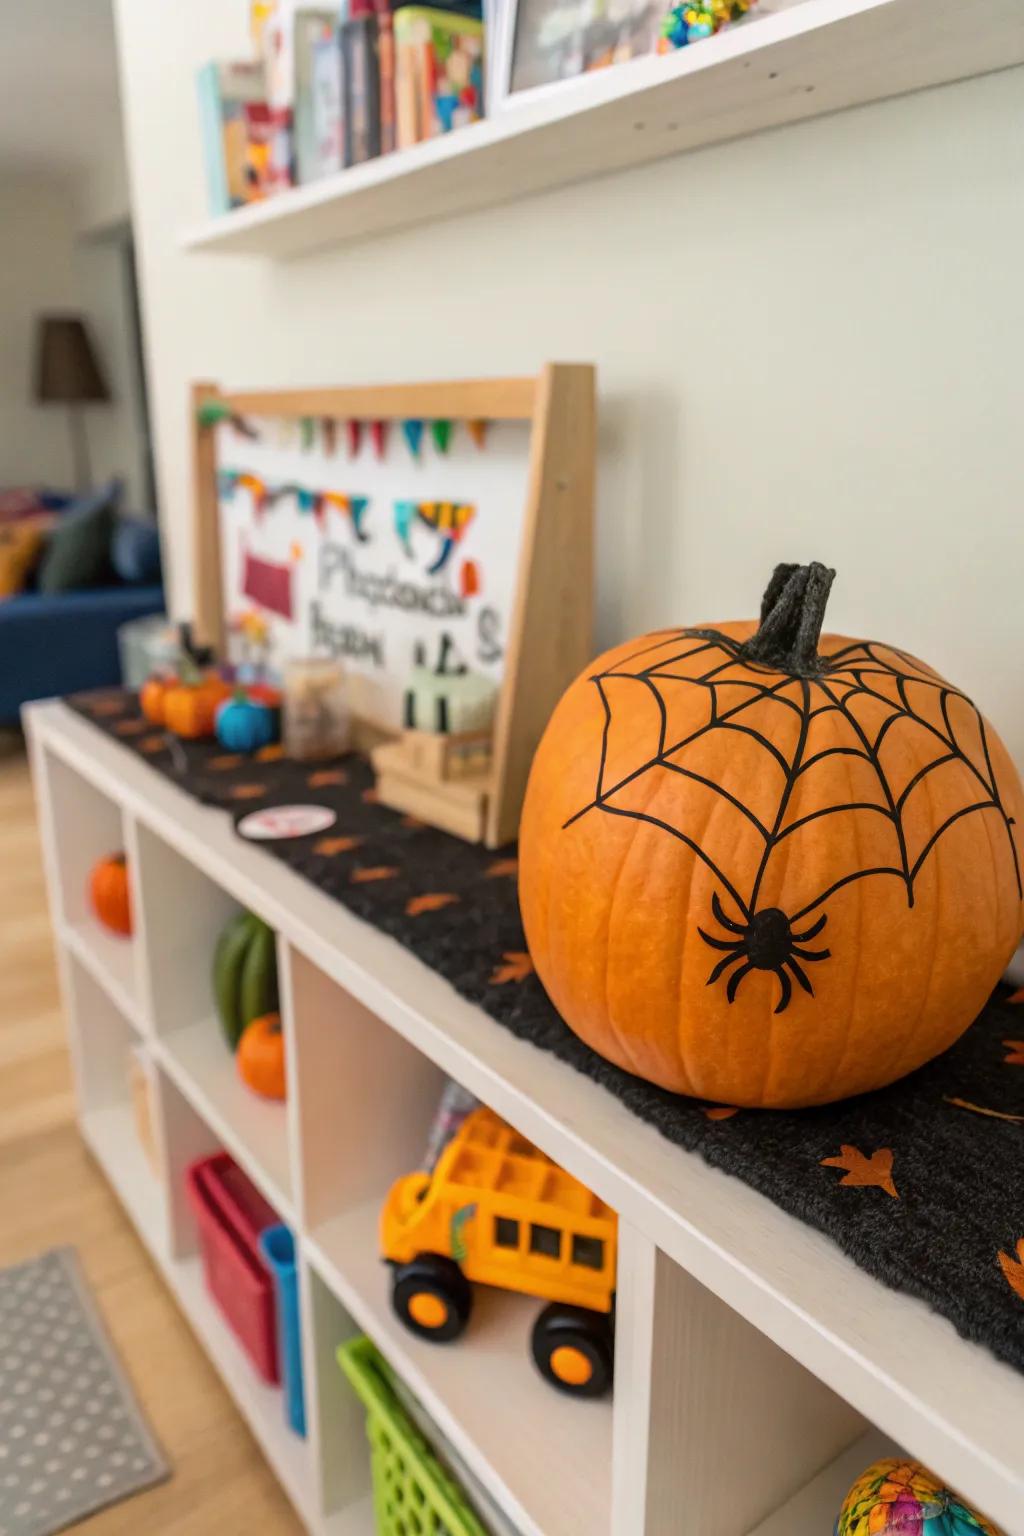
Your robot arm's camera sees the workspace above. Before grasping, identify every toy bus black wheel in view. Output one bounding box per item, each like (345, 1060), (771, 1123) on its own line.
(531, 1303), (614, 1398)
(391, 1254), (472, 1344)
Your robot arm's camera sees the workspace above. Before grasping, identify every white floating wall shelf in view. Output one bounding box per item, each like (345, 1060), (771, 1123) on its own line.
(179, 0), (1024, 260)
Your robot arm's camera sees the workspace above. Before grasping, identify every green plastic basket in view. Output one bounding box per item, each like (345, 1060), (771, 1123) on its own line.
(338, 1336), (488, 1536)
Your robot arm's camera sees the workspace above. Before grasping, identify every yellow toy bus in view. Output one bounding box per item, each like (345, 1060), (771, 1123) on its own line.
(381, 1107), (617, 1397)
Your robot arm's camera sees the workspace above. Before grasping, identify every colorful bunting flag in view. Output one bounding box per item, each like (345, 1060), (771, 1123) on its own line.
(218, 470), (371, 539)
(394, 499), (475, 573)
(402, 419), (424, 458)
(322, 418), (338, 455)
(371, 420), (388, 459)
(300, 416), (315, 450)
(431, 419), (452, 455)
(460, 559), (481, 597)
(467, 419), (487, 450)
(198, 400), (259, 439)
(346, 420), (363, 457)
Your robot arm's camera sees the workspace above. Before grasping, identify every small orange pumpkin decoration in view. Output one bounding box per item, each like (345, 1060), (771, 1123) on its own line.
(519, 563), (1024, 1109)
(164, 676), (232, 740)
(237, 1012), (286, 1100)
(89, 853), (133, 937)
(140, 673), (174, 725)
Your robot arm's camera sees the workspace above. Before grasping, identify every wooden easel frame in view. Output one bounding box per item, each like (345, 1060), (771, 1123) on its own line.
(191, 364), (595, 846)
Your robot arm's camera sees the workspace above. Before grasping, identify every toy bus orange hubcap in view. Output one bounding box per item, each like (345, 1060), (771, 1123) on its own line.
(549, 1345), (593, 1387)
(408, 1292), (448, 1330)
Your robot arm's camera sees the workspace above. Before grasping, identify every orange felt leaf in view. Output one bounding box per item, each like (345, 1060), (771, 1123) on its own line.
(350, 865), (397, 883)
(362, 787), (379, 805)
(406, 893), (459, 917)
(703, 1106), (739, 1121)
(998, 1238), (1024, 1303)
(209, 754), (243, 770)
(114, 718), (147, 736)
(944, 1096), (1024, 1124)
(314, 835), (363, 856)
(490, 952), (534, 985)
(1003, 1040), (1024, 1065)
(486, 858), (519, 878)
(308, 768), (347, 787)
(139, 733), (168, 754)
(256, 743), (285, 762)
(821, 1145), (898, 1199)
(229, 784), (267, 800)
(1008, 987), (1024, 1004)
(90, 696), (126, 717)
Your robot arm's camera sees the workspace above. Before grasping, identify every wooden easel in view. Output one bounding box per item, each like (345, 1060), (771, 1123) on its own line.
(191, 365), (596, 847)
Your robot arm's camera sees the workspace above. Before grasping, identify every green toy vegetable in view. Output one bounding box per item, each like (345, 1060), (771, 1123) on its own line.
(212, 910), (279, 1050)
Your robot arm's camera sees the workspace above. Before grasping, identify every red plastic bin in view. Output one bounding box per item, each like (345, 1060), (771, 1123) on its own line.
(186, 1152), (281, 1383)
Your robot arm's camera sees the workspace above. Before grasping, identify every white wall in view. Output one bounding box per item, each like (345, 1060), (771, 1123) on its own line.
(111, 0), (1024, 760)
(0, 174), (145, 504)
(0, 178), (83, 488)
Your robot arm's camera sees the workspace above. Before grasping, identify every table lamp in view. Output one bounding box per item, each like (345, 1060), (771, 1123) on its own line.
(33, 314), (110, 492)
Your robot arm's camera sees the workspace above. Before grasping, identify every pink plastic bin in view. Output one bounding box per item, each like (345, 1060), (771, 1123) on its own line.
(185, 1152), (281, 1383)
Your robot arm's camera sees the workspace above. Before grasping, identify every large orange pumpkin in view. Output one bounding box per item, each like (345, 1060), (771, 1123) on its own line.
(519, 563), (1024, 1108)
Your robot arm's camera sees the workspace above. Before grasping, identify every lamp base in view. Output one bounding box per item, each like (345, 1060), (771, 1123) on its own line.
(68, 406), (92, 493)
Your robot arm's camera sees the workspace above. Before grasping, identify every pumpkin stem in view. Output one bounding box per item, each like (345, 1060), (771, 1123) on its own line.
(740, 562), (836, 676)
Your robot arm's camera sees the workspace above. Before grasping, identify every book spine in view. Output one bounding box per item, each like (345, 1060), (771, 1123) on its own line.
(196, 62), (230, 217)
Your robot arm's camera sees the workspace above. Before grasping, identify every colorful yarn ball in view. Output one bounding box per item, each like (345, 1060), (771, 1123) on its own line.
(835, 1460), (1005, 1536)
(659, 0), (755, 49)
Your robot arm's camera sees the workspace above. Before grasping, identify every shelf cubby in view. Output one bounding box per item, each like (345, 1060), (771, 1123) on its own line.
(65, 952), (167, 1254)
(37, 747), (144, 1024)
(133, 822), (294, 1217)
(290, 946), (613, 1536)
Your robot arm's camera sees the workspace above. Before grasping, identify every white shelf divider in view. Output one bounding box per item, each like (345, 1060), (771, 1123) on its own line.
(24, 700), (1024, 1536)
(179, 0), (1024, 261)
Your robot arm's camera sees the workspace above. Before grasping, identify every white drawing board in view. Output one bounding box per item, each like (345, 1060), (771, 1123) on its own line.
(215, 416), (532, 731)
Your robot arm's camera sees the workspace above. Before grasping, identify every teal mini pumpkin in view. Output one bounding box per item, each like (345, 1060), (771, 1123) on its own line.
(215, 690), (277, 753)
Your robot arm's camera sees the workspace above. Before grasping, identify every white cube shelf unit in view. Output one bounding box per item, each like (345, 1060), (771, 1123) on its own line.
(26, 699), (1024, 1536)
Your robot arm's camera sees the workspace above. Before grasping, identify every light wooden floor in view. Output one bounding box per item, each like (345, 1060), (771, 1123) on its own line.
(0, 745), (303, 1534)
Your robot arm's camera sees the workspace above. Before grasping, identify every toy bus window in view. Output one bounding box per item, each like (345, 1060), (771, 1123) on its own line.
(571, 1235), (604, 1270)
(529, 1224), (561, 1259)
(494, 1217), (519, 1249)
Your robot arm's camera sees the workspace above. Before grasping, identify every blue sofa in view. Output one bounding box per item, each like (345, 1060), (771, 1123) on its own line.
(1, 583), (164, 726)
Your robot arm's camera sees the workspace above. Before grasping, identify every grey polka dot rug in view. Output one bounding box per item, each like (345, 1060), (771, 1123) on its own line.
(0, 1248), (169, 1536)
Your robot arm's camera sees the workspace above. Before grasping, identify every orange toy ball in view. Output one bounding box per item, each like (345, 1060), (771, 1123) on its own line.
(518, 563), (1024, 1109)
(164, 676), (231, 740)
(140, 674), (174, 725)
(237, 1013), (286, 1101)
(90, 853), (133, 937)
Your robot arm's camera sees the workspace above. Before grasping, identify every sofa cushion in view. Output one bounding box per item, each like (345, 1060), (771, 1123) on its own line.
(37, 479), (121, 594)
(112, 516), (162, 585)
(0, 515), (54, 598)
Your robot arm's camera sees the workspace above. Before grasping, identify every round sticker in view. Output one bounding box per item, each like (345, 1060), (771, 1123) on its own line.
(236, 804), (338, 841)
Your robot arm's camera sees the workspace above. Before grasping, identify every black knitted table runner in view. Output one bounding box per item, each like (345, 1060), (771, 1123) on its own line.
(68, 689), (1024, 1377)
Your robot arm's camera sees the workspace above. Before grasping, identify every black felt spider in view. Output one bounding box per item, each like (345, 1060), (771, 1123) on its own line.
(696, 894), (830, 1014)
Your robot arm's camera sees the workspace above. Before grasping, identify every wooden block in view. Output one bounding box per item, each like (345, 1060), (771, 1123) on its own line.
(372, 740), (489, 842)
(402, 728), (492, 782)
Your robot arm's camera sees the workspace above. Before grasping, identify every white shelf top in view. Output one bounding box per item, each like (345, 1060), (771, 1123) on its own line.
(179, 0), (1024, 260)
(308, 1200), (612, 1536)
(27, 699), (1024, 1534)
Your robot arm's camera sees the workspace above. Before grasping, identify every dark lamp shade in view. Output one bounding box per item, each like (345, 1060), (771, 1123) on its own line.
(34, 315), (110, 404)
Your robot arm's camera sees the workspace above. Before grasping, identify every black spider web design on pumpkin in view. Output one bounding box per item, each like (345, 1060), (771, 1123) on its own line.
(563, 629), (1021, 1014)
